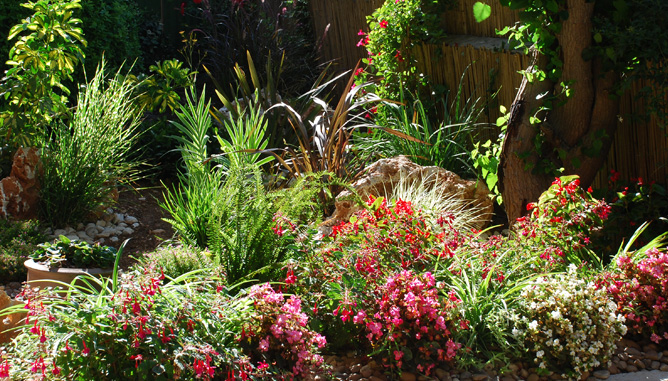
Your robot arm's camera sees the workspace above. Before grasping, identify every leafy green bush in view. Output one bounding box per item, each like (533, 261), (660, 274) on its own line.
(354, 0), (449, 102)
(0, 0), (87, 148)
(592, 172), (668, 258)
(137, 245), (220, 280)
(30, 236), (116, 269)
(78, 0), (143, 76)
(161, 87), (295, 285)
(39, 61), (144, 227)
(0, 219), (46, 283)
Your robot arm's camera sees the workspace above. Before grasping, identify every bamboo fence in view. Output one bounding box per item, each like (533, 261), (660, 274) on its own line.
(309, 0), (668, 186)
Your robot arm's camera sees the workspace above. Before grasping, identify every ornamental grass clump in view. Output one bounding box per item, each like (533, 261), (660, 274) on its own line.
(510, 266), (627, 379)
(599, 246), (668, 345)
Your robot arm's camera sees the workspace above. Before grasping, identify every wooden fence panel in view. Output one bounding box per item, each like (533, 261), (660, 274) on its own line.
(309, 0), (668, 186)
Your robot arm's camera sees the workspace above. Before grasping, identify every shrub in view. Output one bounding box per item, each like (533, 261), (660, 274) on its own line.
(289, 195), (466, 371)
(354, 270), (462, 374)
(39, 60), (143, 227)
(0, 219), (46, 283)
(0, 265), (325, 379)
(592, 172), (668, 258)
(513, 175), (611, 271)
(599, 247), (668, 345)
(241, 283), (326, 377)
(510, 266), (627, 379)
(136, 245), (220, 280)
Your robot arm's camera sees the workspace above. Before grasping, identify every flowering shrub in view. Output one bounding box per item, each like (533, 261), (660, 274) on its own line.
(241, 283), (326, 377)
(289, 196), (465, 371)
(0, 265), (325, 380)
(355, 270), (462, 374)
(599, 247), (668, 345)
(513, 175), (611, 270)
(354, 0), (448, 102)
(510, 266), (627, 378)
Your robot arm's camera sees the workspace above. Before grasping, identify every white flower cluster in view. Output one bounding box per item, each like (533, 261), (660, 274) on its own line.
(510, 267), (627, 379)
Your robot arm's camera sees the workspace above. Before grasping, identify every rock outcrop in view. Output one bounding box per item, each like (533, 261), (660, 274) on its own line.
(323, 156), (493, 231)
(0, 147), (41, 220)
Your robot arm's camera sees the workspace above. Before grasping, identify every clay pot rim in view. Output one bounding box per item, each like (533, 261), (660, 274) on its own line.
(24, 259), (114, 275)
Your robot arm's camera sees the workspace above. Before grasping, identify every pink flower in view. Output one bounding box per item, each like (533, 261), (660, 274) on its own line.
(0, 360), (9, 377)
(379, 20), (388, 28)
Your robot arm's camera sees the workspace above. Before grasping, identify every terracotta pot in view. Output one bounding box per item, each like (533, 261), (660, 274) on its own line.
(24, 259), (114, 291)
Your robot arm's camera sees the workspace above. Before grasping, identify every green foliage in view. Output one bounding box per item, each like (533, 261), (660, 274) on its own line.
(78, 0), (143, 77)
(136, 245), (221, 280)
(0, 219), (46, 283)
(353, 87), (482, 176)
(31, 235), (117, 268)
(207, 166), (295, 285)
(471, 106), (508, 204)
(0, 0), (87, 147)
(160, 86), (219, 248)
(591, 0), (668, 125)
(161, 87), (293, 285)
(355, 0), (450, 102)
(191, 0), (320, 100)
(133, 59), (196, 115)
(39, 61), (144, 227)
(591, 174), (668, 258)
(473, 2), (492, 22)
(215, 89), (274, 172)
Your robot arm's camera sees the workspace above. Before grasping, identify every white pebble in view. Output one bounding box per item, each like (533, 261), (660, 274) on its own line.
(132, 223), (139, 228)
(109, 236), (119, 243)
(124, 216), (138, 224)
(96, 220), (106, 228)
(53, 229), (67, 236)
(123, 227), (134, 235)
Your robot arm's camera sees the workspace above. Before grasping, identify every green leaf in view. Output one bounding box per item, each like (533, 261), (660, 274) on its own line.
(473, 2), (492, 23)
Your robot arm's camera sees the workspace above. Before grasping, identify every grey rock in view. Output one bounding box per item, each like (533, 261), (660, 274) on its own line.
(76, 223), (85, 230)
(593, 370), (610, 379)
(660, 364), (668, 372)
(109, 236), (119, 243)
(85, 227), (98, 238)
(118, 222), (128, 228)
(132, 222), (139, 228)
(96, 220), (106, 228)
(76, 231), (91, 241)
(53, 229), (67, 236)
(65, 234), (79, 241)
(646, 350), (661, 361)
(151, 229), (166, 234)
(64, 226), (75, 234)
(124, 216), (138, 224)
(123, 227), (134, 235)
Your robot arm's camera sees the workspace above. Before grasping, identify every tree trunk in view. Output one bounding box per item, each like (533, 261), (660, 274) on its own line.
(499, 0), (620, 224)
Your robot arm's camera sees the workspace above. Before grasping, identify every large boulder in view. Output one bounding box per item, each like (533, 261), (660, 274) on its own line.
(0, 147), (41, 220)
(323, 156), (493, 231)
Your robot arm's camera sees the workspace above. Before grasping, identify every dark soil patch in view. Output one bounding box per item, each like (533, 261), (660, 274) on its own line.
(111, 180), (175, 270)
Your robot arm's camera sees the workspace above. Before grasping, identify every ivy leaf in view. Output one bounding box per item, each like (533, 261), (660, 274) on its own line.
(473, 2), (492, 23)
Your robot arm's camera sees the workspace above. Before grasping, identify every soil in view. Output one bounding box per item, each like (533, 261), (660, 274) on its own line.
(110, 180), (175, 270)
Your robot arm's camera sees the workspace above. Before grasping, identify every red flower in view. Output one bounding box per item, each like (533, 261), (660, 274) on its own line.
(394, 50), (404, 62)
(193, 0), (202, 3)
(379, 20), (388, 28)
(179, 2), (185, 16)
